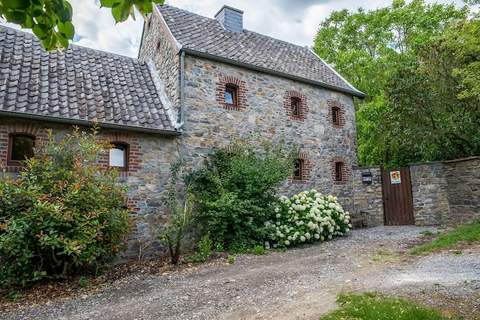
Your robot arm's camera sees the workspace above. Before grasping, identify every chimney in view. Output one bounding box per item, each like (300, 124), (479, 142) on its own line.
(215, 5), (243, 32)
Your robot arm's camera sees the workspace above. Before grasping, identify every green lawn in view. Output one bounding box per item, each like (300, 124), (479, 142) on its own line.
(411, 220), (480, 255)
(320, 293), (446, 320)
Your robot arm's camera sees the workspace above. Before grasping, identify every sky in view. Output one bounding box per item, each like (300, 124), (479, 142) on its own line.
(4, 0), (469, 57)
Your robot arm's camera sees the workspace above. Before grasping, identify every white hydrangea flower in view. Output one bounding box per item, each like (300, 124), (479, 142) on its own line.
(300, 236), (306, 242)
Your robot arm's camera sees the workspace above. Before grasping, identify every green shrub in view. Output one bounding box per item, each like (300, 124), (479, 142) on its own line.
(188, 234), (213, 263)
(0, 128), (131, 286)
(159, 160), (194, 265)
(251, 245), (266, 255)
(268, 190), (351, 247)
(187, 138), (296, 251)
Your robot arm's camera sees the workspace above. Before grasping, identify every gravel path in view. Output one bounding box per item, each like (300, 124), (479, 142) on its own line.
(3, 226), (479, 320)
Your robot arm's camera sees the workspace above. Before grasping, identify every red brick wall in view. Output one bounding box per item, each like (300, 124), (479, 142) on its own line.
(290, 151), (313, 183)
(331, 156), (351, 184)
(284, 90), (308, 121)
(0, 123), (48, 173)
(215, 75), (248, 111)
(99, 132), (143, 177)
(327, 100), (346, 128)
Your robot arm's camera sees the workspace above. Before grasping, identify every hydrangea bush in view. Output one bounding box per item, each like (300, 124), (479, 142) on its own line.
(268, 190), (352, 247)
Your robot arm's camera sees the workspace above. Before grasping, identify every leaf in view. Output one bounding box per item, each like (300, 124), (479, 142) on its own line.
(58, 21), (75, 39)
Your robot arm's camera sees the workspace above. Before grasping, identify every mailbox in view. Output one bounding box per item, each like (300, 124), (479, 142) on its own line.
(361, 171), (373, 184)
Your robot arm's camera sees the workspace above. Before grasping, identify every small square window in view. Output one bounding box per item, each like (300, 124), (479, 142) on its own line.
(225, 84), (238, 106)
(293, 159), (304, 181)
(335, 162), (344, 181)
(291, 97), (301, 116)
(332, 107), (340, 125)
(8, 134), (35, 166)
(109, 143), (129, 170)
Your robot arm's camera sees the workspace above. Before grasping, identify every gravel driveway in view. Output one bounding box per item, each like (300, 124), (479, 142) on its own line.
(4, 226), (480, 320)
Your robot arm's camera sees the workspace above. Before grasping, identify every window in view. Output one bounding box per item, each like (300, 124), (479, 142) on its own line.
(224, 84), (238, 107)
(335, 162), (344, 182)
(332, 106), (340, 125)
(109, 143), (129, 170)
(293, 159), (304, 181)
(8, 134), (35, 165)
(291, 97), (301, 116)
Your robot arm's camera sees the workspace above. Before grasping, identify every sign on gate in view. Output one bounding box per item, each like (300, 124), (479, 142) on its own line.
(390, 171), (401, 184)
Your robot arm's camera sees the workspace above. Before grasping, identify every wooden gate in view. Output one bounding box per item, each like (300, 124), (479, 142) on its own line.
(382, 167), (415, 225)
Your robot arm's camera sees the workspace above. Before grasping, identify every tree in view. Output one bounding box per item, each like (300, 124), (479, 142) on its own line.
(0, 0), (164, 50)
(386, 17), (480, 163)
(314, 0), (471, 166)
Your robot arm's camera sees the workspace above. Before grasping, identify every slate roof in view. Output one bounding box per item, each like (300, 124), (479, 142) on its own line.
(157, 5), (364, 97)
(0, 25), (177, 134)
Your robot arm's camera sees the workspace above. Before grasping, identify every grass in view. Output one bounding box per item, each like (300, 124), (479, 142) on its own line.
(320, 293), (448, 320)
(411, 220), (480, 255)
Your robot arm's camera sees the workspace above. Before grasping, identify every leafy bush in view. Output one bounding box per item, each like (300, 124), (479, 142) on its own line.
(188, 234), (213, 263)
(159, 160), (194, 265)
(0, 128), (131, 286)
(268, 190), (351, 247)
(187, 139), (296, 251)
(251, 245), (266, 256)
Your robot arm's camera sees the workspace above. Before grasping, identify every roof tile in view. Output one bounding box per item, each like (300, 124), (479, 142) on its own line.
(158, 5), (362, 96)
(0, 25), (177, 133)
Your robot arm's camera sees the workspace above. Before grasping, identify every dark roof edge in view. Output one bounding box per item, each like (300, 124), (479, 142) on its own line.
(182, 48), (365, 98)
(0, 111), (181, 136)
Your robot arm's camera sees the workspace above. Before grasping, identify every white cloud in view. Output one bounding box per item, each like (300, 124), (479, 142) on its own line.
(2, 0), (470, 57)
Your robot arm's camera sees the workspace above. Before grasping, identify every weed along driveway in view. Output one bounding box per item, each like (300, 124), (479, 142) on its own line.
(4, 226), (480, 320)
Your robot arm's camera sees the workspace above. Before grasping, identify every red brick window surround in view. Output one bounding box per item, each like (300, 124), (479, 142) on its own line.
(109, 142), (129, 171)
(284, 90), (308, 120)
(0, 124), (46, 173)
(331, 157), (350, 184)
(99, 133), (142, 177)
(216, 75), (247, 111)
(327, 100), (346, 127)
(7, 134), (35, 167)
(290, 151), (312, 183)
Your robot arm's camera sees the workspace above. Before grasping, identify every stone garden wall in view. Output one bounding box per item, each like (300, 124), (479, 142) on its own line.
(352, 167), (384, 227)
(411, 157), (480, 226)
(352, 157), (479, 227)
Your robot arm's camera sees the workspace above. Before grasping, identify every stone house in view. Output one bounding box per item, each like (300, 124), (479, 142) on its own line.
(0, 5), (364, 252)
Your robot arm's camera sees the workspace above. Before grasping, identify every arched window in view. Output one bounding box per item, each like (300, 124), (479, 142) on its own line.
(290, 97), (301, 117)
(224, 84), (238, 107)
(334, 161), (344, 182)
(332, 106), (340, 125)
(8, 134), (35, 166)
(109, 142), (129, 171)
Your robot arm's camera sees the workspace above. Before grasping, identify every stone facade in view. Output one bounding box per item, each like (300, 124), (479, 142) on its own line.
(180, 55), (358, 211)
(352, 167), (384, 227)
(0, 6), (362, 258)
(138, 10), (180, 114)
(351, 157), (479, 228)
(0, 118), (179, 257)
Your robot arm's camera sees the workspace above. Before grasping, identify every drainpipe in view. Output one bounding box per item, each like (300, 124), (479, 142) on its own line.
(179, 50), (186, 129)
